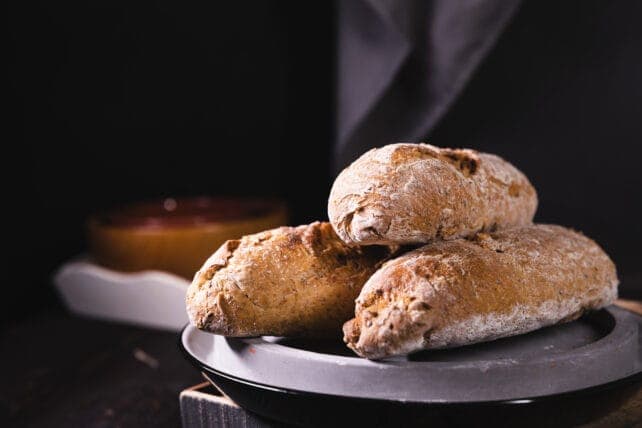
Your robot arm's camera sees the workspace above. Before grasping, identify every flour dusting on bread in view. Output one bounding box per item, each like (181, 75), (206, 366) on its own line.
(344, 224), (618, 359)
(329, 143), (537, 246)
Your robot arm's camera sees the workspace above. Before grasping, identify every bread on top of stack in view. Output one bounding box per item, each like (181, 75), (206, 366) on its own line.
(186, 143), (617, 359)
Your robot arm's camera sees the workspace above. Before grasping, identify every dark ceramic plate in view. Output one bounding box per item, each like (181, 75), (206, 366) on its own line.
(181, 306), (642, 427)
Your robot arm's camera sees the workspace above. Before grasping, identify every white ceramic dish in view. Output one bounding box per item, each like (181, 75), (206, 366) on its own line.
(53, 257), (190, 331)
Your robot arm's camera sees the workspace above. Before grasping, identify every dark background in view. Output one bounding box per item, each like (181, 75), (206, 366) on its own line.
(6, 0), (642, 324)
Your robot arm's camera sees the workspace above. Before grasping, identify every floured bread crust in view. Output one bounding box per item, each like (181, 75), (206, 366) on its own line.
(328, 143), (538, 246)
(186, 222), (395, 337)
(343, 224), (618, 359)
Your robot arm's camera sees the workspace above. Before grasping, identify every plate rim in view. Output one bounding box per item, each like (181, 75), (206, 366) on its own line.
(180, 332), (642, 406)
(180, 306), (642, 403)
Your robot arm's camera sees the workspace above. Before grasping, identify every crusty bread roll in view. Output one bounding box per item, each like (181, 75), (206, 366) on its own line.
(328, 143), (538, 246)
(343, 224), (618, 359)
(186, 222), (395, 337)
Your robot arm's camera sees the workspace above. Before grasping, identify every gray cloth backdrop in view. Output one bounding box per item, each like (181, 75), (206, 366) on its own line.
(336, 0), (522, 170)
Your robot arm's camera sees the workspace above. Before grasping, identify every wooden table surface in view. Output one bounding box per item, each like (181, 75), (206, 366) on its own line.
(2, 305), (202, 427)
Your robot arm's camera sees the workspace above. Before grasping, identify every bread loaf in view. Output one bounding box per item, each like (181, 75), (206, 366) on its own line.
(186, 222), (395, 337)
(328, 143), (537, 246)
(343, 224), (618, 359)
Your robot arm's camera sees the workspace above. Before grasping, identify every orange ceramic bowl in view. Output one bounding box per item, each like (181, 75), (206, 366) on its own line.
(87, 197), (287, 279)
